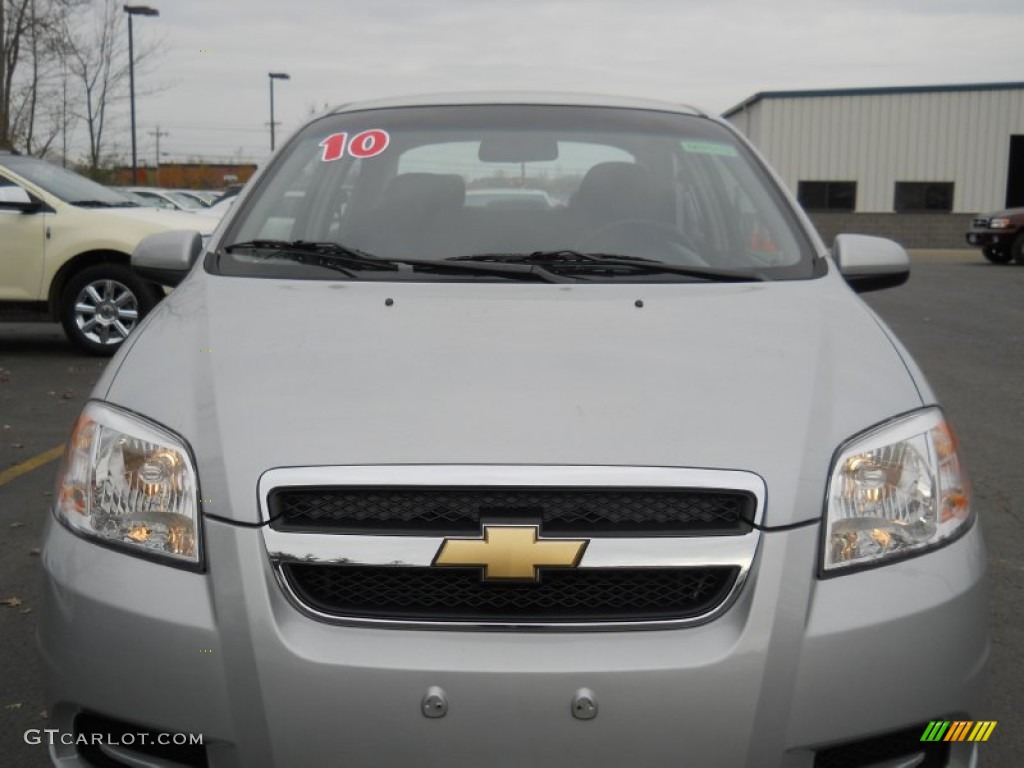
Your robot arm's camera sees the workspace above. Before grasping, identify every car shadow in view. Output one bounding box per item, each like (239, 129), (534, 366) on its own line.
(0, 323), (98, 359)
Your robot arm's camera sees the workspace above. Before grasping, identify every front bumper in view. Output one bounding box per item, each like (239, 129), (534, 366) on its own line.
(965, 230), (1015, 249)
(39, 512), (989, 768)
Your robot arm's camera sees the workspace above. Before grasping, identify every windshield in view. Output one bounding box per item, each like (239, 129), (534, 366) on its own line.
(2, 154), (137, 206)
(219, 105), (816, 281)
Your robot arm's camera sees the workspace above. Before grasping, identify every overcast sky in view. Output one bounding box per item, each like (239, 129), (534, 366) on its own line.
(109, 0), (1024, 168)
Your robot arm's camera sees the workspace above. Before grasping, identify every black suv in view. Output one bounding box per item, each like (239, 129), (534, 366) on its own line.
(965, 207), (1024, 264)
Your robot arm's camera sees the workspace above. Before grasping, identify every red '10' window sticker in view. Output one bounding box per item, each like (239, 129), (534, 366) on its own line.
(319, 130), (390, 162)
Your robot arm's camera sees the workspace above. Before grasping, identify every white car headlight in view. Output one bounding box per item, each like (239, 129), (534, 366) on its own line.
(55, 402), (201, 567)
(988, 217), (1011, 229)
(823, 408), (971, 574)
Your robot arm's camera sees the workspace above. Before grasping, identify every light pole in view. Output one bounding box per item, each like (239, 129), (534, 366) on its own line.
(268, 72), (290, 152)
(124, 5), (159, 184)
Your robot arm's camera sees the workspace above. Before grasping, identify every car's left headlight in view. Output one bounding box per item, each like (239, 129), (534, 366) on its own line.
(55, 401), (201, 568)
(823, 408), (971, 574)
(989, 217), (1011, 229)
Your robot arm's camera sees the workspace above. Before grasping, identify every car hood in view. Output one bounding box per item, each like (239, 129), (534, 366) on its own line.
(87, 205), (217, 233)
(978, 206), (1024, 220)
(101, 273), (926, 527)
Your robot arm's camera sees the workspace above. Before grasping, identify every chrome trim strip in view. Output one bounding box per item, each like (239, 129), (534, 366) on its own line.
(579, 535), (756, 569)
(265, 530), (758, 569)
(259, 465), (765, 631)
(266, 533), (443, 567)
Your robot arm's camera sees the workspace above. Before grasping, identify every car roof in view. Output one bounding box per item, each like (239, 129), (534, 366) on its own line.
(329, 91), (707, 118)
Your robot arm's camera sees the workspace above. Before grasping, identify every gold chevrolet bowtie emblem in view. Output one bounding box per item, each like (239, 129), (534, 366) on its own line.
(434, 524), (588, 581)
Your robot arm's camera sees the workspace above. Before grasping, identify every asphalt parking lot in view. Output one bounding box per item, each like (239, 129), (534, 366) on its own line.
(1, 250), (1021, 766)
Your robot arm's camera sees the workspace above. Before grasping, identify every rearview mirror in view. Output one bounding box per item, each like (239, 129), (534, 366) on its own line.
(132, 229), (204, 286)
(479, 134), (559, 163)
(833, 234), (910, 293)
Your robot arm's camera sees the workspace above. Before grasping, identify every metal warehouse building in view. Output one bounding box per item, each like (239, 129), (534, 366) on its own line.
(724, 82), (1024, 248)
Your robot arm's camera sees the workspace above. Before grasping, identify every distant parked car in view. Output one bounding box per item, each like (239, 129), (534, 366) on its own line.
(465, 187), (556, 210)
(194, 195), (234, 219)
(123, 186), (205, 212)
(111, 187), (173, 209)
(213, 182), (245, 204)
(0, 151), (213, 354)
(173, 188), (218, 207)
(965, 207), (1024, 263)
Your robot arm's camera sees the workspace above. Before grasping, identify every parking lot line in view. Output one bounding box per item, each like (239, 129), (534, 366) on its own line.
(0, 444), (65, 487)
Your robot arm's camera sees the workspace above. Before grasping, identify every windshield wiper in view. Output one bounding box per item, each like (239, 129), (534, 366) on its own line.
(221, 240), (570, 283)
(225, 239), (377, 260)
(450, 251), (765, 282)
(452, 250), (648, 264)
(71, 200), (137, 208)
(223, 239), (366, 277)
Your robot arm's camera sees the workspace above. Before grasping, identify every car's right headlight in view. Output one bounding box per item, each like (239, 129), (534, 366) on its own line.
(989, 217), (1011, 229)
(823, 408), (972, 574)
(55, 401), (201, 568)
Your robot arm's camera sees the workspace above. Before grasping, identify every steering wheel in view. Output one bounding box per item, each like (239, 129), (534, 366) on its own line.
(577, 219), (706, 265)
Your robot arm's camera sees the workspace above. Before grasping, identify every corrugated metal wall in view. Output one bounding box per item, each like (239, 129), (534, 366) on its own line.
(727, 88), (1024, 213)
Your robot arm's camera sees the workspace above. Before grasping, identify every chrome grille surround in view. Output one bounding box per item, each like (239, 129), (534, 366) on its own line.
(259, 465), (765, 631)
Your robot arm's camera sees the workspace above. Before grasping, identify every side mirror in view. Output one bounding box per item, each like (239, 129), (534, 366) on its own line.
(0, 185), (42, 212)
(132, 229), (204, 286)
(833, 234), (910, 293)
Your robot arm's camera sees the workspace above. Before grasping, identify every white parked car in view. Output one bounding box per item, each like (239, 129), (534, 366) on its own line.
(194, 195), (234, 219)
(122, 186), (206, 212)
(0, 152), (215, 353)
(173, 188), (220, 207)
(465, 187), (557, 209)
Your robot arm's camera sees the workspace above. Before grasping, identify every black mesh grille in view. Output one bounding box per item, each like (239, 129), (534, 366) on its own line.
(269, 487), (753, 536)
(814, 724), (950, 768)
(283, 563), (738, 623)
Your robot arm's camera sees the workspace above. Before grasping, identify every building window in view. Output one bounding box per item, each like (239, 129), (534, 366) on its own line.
(796, 181), (856, 212)
(894, 182), (954, 212)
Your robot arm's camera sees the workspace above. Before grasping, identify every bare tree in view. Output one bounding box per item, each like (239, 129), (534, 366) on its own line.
(65, 0), (161, 172)
(33, 24), (77, 159)
(1, 0), (83, 155)
(65, 0), (123, 170)
(12, 2), (65, 154)
(1, 0), (35, 149)
(2, 0), (162, 164)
